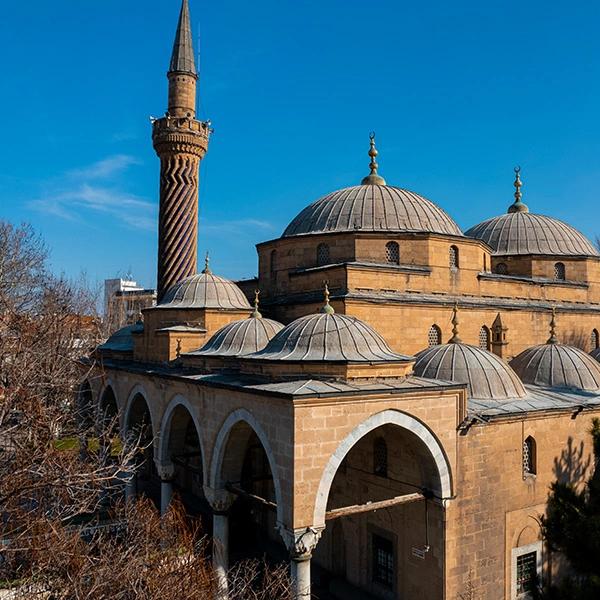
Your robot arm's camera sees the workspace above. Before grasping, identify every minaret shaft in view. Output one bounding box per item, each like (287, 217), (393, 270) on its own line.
(153, 0), (210, 301)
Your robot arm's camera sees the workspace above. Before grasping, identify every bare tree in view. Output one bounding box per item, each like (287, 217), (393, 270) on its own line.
(0, 220), (291, 598)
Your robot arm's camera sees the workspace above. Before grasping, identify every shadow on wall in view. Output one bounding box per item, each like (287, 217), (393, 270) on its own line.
(553, 436), (591, 486)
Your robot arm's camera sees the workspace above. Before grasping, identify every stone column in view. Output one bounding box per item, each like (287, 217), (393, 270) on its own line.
(156, 461), (176, 516)
(279, 526), (324, 600)
(204, 487), (236, 600)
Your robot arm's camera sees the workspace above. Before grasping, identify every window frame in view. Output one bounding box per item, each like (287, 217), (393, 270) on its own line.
(428, 324), (442, 347)
(592, 328), (599, 350)
(553, 262), (566, 281)
(449, 245), (459, 270)
(479, 325), (491, 351)
(316, 243), (330, 267)
(511, 541), (542, 599)
(385, 241), (400, 265)
(369, 529), (397, 594)
(523, 436), (537, 478)
(495, 262), (508, 275)
(373, 436), (388, 478)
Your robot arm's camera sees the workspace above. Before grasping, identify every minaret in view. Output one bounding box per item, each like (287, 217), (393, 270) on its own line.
(153, 0), (210, 301)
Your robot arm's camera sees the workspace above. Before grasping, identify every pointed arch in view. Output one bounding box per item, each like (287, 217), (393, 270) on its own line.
(313, 409), (453, 527)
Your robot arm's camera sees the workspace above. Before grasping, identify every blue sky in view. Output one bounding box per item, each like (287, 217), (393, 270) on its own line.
(3, 0), (600, 288)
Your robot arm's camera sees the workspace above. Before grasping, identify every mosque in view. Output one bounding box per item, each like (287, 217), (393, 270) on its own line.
(84, 1), (600, 599)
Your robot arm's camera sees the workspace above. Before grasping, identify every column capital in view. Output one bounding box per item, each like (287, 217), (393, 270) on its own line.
(203, 486), (235, 513)
(155, 460), (176, 482)
(277, 525), (325, 559)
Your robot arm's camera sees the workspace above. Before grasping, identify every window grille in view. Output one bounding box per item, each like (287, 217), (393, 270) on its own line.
(316, 243), (330, 266)
(428, 325), (442, 347)
(495, 262), (508, 275)
(373, 437), (388, 477)
(372, 534), (394, 589)
(592, 329), (599, 350)
(479, 326), (490, 350)
(385, 241), (400, 265)
(554, 262), (565, 281)
(449, 245), (459, 269)
(516, 551), (537, 596)
(523, 436), (536, 476)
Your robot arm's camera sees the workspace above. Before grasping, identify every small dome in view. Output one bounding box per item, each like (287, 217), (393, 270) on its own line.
(159, 269), (251, 310)
(465, 212), (598, 257)
(283, 185), (463, 238)
(465, 170), (597, 257)
(414, 343), (527, 400)
(191, 315), (284, 357)
(510, 344), (600, 391)
(246, 312), (410, 362)
(98, 322), (143, 353)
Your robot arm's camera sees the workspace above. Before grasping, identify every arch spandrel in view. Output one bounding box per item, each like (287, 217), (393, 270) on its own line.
(311, 409), (454, 529)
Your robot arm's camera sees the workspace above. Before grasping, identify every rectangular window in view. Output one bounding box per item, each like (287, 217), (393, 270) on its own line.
(516, 551), (537, 596)
(372, 534), (394, 589)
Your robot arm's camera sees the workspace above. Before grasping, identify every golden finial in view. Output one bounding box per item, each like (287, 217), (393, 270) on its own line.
(202, 251), (211, 274)
(547, 307), (558, 344)
(449, 303), (462, 343)
(321, 281), (335, 314)
(251, 289), (262, 318)
(176, 338), (182, 358)
(360, 132), (386, 186)
(508, 166), (529, 214)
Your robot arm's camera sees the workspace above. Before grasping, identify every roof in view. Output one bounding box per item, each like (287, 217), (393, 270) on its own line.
(282, 184), (463, 238)
(169, 0), (196, 75)
(98, 323), (143, 353)
(465, 211), (598, 257)
(158, 271), (251, 311)
(510, 343), (600, 391)
(245, 311), (412, 363)
(414, 342), (527, 400)
(187, 315), (284, 357)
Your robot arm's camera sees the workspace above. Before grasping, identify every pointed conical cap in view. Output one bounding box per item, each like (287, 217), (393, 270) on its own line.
(170, 0), (196, 75)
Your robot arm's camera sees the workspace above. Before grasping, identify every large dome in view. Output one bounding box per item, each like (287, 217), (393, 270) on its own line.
(158, 260), (251, 310)
(246, 299), (410, 363)
(465, 169), (598, 257)
(283, 184), (463, 238)
(282, 135), (462, 238)
(510, 343), (600, 391)
(414, 342), (526, 400)
(190, 310), (283, 357)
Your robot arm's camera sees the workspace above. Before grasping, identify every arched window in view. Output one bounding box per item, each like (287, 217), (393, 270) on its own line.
(523, 436), (536, 477)
(479, 326), (491, 351)
(449, 245), (459, 269)
(270, 249), (277, 276)
(373, 437), (388, 478)
(428, 324), (442, 347)
(554, 262), (566, 281)
(316, 243), (330, 266)
(495, 262), (508, 275)
(592, 329), (600, 350)
(385, 241), (400, 265)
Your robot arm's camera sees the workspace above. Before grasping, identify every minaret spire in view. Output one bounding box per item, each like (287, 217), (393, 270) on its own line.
(153, 0), (211, 301)
(507, 166), (529, 214)
(169, 0), (196, 75)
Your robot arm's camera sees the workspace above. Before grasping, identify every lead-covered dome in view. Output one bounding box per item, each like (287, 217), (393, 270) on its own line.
(282, 135), (462, 238)
(465, 168), (598, 257)
(510, 344), (600, 391)
(190, 307), (283, 357)
(158, 259), (251, 310)
(246, 294), (410, 363)
(414, 343), (526, 400)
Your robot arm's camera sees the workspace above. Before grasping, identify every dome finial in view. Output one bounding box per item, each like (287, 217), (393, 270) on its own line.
(202, 251), (211, 274)
(508, 166), (529, 213)
(547, 307), (559, 344)
(360, 132), (386, 186)
(449, 302), (462, 343)
(321, 281), (335, 314)
(252, 289), (263, 319)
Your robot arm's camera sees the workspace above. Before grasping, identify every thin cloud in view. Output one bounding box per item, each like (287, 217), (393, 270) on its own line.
(67, 154), (140, 180)
(201, 218), (275, 234)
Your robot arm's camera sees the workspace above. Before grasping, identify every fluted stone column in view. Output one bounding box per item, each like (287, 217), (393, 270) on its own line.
(204, 487), (235, 600)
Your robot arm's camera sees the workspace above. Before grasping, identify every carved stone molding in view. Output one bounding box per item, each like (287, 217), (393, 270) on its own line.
(277, 525), (325, 559)
(203, 486), (235, 513)
(154, 460), (176, 482)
